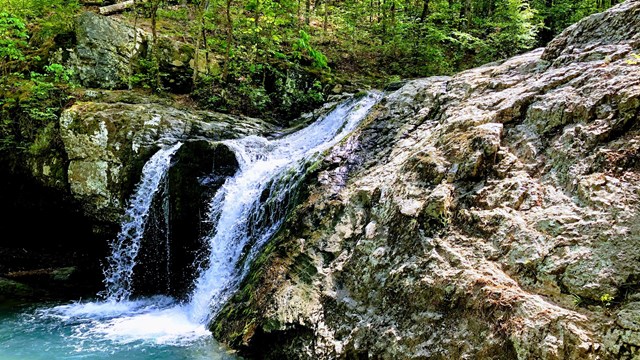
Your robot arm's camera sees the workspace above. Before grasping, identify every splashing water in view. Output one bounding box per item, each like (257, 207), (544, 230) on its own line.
(102, 142), (183, 302)
(0, 93), (381, 358)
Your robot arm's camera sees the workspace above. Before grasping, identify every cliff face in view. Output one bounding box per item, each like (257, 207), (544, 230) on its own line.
(213, 1), (640, 359)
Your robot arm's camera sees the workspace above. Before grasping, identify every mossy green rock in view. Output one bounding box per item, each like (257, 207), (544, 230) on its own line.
(0, 278), (34, 301)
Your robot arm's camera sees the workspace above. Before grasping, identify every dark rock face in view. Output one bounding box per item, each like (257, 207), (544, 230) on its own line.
(212, 2), (640, 359)
(0, 163), (108, 301)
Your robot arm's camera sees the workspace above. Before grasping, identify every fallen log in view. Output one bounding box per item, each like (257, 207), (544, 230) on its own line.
(80, 0), (105, 5)
(99, 0), (135, 15)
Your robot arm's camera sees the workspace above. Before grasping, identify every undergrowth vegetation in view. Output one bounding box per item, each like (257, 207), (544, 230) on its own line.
(0, 0), (78, 154)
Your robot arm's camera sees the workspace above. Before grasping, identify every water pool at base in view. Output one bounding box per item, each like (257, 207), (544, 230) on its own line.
(0, 298), (239, 360)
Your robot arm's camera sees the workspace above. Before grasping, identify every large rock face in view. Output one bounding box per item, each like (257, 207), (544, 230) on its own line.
(67, 11), (213, 91)
(57, 90), (274, 225)
(68, 12), (146, 89)
(213, 1), (640, 359)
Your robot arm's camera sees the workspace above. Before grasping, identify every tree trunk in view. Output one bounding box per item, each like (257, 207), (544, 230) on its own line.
(191, 0), (209, 89)
(391, 0), (395, 27)
(539, 0), (554, 44)
(419, 0), (429, 22)
(222, 0), (233, 81)
(460, 0), (471, 28)
(324, 0), (329, 33)
(127, 0), (139, 90)
(150, 0), (161, 92)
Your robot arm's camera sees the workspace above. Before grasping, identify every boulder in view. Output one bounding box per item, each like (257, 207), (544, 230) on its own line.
(66, 11), (219, 92)
(68, 11), (147, 89)
(58, 91), (273, 224)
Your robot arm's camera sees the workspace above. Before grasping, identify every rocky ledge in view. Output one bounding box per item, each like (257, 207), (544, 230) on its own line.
(213, 1), (640, 359)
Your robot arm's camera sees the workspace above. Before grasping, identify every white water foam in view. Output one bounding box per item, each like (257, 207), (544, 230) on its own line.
(42, 297), (209, 347)
(187, 92), (381, 323)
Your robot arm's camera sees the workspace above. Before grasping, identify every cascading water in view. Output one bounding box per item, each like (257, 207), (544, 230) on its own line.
(102, 142), (183, 301)
(0, 92), (381, 359)
(188, 92), (382, 323)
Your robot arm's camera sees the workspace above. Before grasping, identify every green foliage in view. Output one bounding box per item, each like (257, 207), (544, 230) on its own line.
(0, 48), (75, 154)
(0, 72), (72, 154)
(0, 12), (28, 74)
(129, 58), (164, 92)
(0, 0), (80, 83)
(293, 30), (329, 69)
(530, 0), (609, 45)
(44, 63), (74, 84)
(192, 62), (325, 124)
(0, 0), (79, 41)
(600, 293), (615, 307)
(0, 0), (618, 133)
(627, 53), (640, 65)
(480, 0), (539, 60)
(132, 0), (614, 121)
(29, 121), (57, 155)
(571, 294), (584, 308)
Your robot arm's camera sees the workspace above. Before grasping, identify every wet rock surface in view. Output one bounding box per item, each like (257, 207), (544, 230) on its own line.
(213, 2), (640, 359)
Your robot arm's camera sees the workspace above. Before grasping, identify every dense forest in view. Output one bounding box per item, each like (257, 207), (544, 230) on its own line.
(0, 0), (617, 153)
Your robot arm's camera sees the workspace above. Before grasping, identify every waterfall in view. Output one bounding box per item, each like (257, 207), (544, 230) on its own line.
(102, 142), (183, 301)
(35, 93), (380, 351)
(187, 92), (381, 323)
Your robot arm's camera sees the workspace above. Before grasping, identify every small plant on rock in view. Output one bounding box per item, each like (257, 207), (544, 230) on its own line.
(600, 293), (615, 307)
(571, 294), (583, 308)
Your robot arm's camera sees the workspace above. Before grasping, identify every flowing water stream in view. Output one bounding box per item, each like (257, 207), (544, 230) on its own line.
(0, 93), (380, 359)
